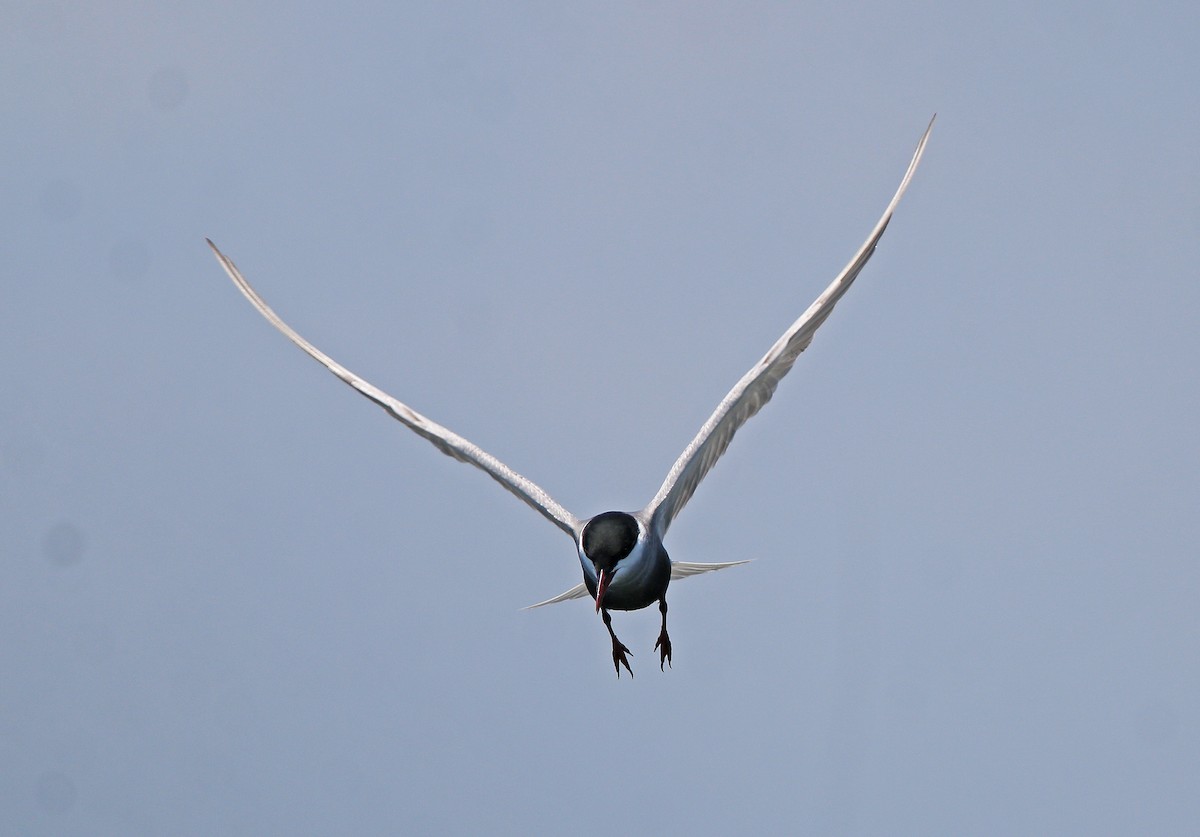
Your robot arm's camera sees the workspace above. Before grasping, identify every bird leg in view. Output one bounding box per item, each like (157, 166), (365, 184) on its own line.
(601, 608), (633, 678)
(654, 597), (672, 670)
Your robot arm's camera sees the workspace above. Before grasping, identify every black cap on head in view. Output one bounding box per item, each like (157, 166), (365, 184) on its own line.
(581, 511), (639, 572)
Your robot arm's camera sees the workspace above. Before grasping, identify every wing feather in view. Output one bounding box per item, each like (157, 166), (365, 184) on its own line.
(522, 583), (590, 610)
(524, 560), (748, 608)
(207, 240), (581, 537)
(670, 560), (750, 579)
(643, 117), (934, 537)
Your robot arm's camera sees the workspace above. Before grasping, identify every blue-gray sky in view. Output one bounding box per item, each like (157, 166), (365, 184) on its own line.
(4, 2), (1198, 834)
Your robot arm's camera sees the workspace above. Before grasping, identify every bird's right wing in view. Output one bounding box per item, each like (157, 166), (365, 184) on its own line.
(642, 117), (934, 539)
(207, 240), (581, 538)
(523, 583), (590, 610)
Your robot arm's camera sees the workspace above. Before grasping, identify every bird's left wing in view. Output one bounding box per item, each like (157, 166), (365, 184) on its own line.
(207, 240), (582, 537)
(643, 117), (934, 539)
(669, 560), (750, 579)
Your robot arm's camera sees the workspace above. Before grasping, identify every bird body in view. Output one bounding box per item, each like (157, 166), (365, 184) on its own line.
(577, 512), (669, 612)
(207, 117), (934, 676)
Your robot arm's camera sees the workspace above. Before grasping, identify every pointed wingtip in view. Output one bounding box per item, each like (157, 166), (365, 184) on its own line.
(668, 559), (752, 581)
(521, 582), (591, 610)
(913, 115), (936, 160)
(205, 238), (229, 266)
(915, 115), (936, 159)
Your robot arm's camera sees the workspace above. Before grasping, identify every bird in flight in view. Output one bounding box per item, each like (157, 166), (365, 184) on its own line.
(207, 117), (933, 677)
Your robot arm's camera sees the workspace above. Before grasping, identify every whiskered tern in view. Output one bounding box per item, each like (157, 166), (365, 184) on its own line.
(207, 117), (933, 677)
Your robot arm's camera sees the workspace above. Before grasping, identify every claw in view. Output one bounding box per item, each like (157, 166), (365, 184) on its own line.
(654, 629), (672, 670)
(655, 597), (672, 671)
(601, 607), (634, 678)
(612, 641), (634, 678)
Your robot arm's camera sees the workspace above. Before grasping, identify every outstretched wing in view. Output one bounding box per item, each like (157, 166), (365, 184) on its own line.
(669, 559), (750, 579)
(524, 559), (748, 609)
(523, 583), (590, 610)
(643, 117), (934, 538)
(207, 240), (581, 537)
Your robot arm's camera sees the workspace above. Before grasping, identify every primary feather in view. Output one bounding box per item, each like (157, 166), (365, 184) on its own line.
(642, 116), (935, 539)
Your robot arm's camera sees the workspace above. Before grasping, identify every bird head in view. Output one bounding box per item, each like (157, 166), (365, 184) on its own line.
(581, 512), (640, 612)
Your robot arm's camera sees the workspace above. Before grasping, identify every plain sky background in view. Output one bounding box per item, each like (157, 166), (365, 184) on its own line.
(3, 2), (1198, 834)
